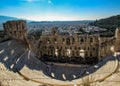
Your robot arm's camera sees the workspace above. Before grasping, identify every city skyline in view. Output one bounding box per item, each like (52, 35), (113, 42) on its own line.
(0, 0), (120, 21)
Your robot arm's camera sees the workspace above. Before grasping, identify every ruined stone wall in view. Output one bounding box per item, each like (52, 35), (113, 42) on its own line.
(98, 27), (120, 60)
(37, 29), (100, 62)
(37, 28), (120, 62)
(2, 20), (38, 52)
(99, 37), (115, 60)
(98, 28), (120, 60)
(114, 27), (120, 52)
(3, 20), (27, 41)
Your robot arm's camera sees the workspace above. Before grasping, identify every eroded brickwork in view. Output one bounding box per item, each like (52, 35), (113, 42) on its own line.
(39, 31), (98, 57)
(114, 27), (120, 52)
(37, 27), (120, 63)
(3, 20), (27, 41)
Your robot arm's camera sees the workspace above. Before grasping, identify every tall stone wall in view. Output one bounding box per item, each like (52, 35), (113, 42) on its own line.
(3, 20), (27, 41)
(37, 28), (120, 63)
(99, 37), (115, 60)
(114, 27), (120, 52)
(37, 28), (100, 63)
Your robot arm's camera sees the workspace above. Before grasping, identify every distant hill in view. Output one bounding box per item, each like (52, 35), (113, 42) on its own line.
(0, 15), (33, 30)
(90, 15), (120, 31)
(0, 15), (20, 29)
(0, 15), (19, 23)
(29, 20), (93, 25)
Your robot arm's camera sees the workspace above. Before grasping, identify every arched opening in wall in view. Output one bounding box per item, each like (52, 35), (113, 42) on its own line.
(47, 39), (50, 44)
(90, 38), (93, 43)
(78, 47), (81, 50)
(54, 38), (57, 44)
(51, 47), (55, 57)
(48, 50), (50, 55)
(72, 37), (75, 44)
(72, 50), (75, 57)
(22, 23), (25, 30)
(76, 51), (79, 57)
(55, 49), (58, 57)
(90, 53), (92, 57)
(79, 49), (85, 58)
(58, 49), (61, 57)
(80, 38), (84, 44)
(14, 31), (16, 37)
(110, 45), (114, 53)
(66, 37), (70, 45)
(66, 49), (71, 57)
(62, 38), (65, 43)
(62, 50), (65, 57)
(21, 32), (23, 39)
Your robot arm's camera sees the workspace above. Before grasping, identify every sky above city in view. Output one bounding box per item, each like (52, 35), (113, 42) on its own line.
(0, 0), (120, 21)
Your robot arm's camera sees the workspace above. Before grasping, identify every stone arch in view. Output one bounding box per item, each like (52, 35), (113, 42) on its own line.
(72, 37), (75, 44)
(72, 50), (75, 57)
(66, 37), (70, 45)
(90, 37), (93, 43)
(80, 38), (84, 43)
(79, 49), (85, 58)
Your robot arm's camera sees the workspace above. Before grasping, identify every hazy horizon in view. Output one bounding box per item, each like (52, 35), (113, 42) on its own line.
(0, 0), (120, 21)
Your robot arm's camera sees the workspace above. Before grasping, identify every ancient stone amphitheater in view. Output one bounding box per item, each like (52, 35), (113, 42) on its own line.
(0, 40), (120, 86)
(0, 20), (120, 86)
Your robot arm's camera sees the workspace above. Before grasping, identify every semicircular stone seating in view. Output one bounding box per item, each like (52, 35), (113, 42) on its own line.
(0, 40), (42, 86)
